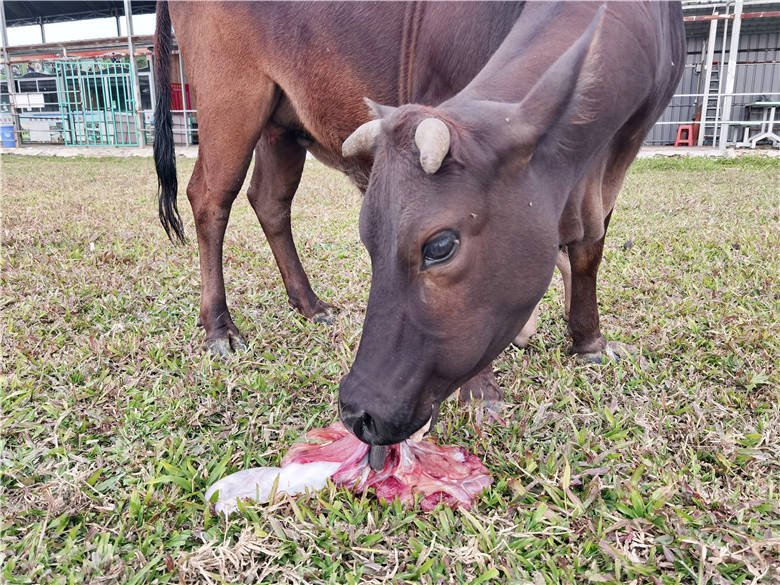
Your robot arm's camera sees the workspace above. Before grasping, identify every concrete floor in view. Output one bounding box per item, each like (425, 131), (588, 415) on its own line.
(1, 144), (778, 159)
(0, 144), (199, 158)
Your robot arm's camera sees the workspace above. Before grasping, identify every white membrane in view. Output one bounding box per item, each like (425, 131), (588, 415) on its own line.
(205, 461), (342, 516)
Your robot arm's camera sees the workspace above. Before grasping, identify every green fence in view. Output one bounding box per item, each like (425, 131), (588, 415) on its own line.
(55, 60), (140, 146)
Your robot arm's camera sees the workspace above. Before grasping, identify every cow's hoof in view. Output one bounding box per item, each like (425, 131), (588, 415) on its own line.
(459, 368), (504, 405)
(204, 332), (247, 356)
(312, 307), (335, 325)
(205, 337), (232, 356)
(230, 332), (247, 352)
(576, 341), (638, 365)
(477, 400), (507, 427)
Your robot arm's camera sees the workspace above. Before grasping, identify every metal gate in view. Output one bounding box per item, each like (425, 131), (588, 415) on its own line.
(55, 60), (139, 146)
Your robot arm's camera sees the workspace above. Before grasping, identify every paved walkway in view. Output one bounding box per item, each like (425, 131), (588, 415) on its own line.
(636, 146), (779, 158)
(0, 145), (199, 158)
(1, 144), (778, 159)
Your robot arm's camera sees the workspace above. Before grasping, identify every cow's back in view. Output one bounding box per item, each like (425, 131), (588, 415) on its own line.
(170, 1), (525, 160)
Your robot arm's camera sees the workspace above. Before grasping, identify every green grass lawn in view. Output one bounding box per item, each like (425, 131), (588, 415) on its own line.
(1, 154), (778, 584)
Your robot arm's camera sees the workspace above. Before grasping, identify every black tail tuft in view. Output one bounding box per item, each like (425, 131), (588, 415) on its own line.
(153, 0), (185, 244)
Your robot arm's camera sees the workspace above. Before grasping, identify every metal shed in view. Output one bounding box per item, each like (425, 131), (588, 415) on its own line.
(2, 0), (779, 150)
(650, 0), (780, 148)
(1, 0), (158, 147)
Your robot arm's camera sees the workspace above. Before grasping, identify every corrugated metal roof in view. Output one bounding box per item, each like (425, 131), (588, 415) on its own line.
(3, 1), (157, 27)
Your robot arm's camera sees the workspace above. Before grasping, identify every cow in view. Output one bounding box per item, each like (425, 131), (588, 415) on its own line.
(337, 1), (685, 449)
(153, 1), (546, 399)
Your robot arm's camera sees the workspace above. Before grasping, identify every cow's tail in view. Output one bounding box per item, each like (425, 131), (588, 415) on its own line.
(153, 0), (185, 243)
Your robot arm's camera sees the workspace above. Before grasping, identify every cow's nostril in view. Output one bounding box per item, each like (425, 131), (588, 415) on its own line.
(340, 408), (377, 444)
(360, 411), (376, 437)
(352, 411), (373, 439)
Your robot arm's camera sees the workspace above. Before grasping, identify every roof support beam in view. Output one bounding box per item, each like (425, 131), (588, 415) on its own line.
(124, 0), (145, 146)
(178, 51), (191, 146)
(0, 0), (20, 147)
(719, 0), (744, 150)
(684, 10), (780, 21)
(698, 16), (719, 146)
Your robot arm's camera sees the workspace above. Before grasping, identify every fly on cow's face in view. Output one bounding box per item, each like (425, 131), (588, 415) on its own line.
(422, 230), (460, 269)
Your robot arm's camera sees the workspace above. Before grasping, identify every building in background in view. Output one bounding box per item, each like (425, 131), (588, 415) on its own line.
(1, 0), (196, 147)
(1, 0), (778, 149)
(649, 0), (780, 147)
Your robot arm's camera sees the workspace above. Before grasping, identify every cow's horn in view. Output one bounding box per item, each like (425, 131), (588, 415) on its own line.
(414, 118), (450, 175)
(342, 119), (382, 158)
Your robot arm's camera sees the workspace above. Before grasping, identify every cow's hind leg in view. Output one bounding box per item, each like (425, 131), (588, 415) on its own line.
(247, 127), (332, 322)
(188, 81), (277, 355)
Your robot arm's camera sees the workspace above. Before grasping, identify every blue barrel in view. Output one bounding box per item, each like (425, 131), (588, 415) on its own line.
(0, 125), (16, 147)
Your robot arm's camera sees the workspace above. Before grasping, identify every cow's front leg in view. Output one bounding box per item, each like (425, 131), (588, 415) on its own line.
(556, 247), (572, 321)
(566, 215), (635, 364)
(566, 227), (607, 361)
(512, 248), (570, 349)
(457, 367), (506, 432)
(459, 365), (503, 404)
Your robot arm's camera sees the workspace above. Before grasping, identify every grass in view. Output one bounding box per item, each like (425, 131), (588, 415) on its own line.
(1, 154), (778, 584)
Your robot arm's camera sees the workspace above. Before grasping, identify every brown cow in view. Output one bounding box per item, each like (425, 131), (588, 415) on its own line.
(338, 2), (685, 448)
(154, 1), (539, 398)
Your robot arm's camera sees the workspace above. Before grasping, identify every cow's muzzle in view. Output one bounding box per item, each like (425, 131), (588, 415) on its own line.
(339, 399), (437, 448)
(340, 404), (413, 447)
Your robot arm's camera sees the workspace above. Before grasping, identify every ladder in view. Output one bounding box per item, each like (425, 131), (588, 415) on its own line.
(697, 6), (731, 147)
(700, 63), (722, 145)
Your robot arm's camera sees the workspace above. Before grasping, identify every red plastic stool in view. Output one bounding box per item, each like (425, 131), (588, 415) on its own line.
(674, 124), (695, 147)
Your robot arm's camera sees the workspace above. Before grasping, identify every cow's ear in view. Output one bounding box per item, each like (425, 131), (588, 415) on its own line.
(512, 6), (604, 148)
(364, 97), (396, 120)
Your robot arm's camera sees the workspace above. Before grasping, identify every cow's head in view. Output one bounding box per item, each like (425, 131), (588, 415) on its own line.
(339, 11), (601, 445)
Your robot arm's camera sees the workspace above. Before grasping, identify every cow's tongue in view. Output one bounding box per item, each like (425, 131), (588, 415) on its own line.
(369, 416), (432, 470)
(368, 445), (387, 471)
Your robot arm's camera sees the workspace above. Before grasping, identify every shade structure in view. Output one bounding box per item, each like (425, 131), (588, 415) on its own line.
(3, 1), (156, 27)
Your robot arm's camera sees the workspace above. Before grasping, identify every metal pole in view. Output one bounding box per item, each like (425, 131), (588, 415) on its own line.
(0, 0), (21, 147)
(147, 53), (155, 144)
(116, 15), (122, 37)
(100, 64), (111, 144)
(120, 59), (133, 144)
(109, 61), (120, 144)
(713, 2), (730, 143)
(39, 18), (45, 44)
(698, 16), (719, 146)
(177, 51), (191, 146)
(719, 0), (743, 150)
(77, 63), (92, 145)
(123, 0), (145, 146)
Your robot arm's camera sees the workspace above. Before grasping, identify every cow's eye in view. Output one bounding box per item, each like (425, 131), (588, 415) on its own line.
(422, 230), (459, 268)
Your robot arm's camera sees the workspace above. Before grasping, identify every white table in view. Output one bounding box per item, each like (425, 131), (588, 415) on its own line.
(746, 101), (780, 148)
